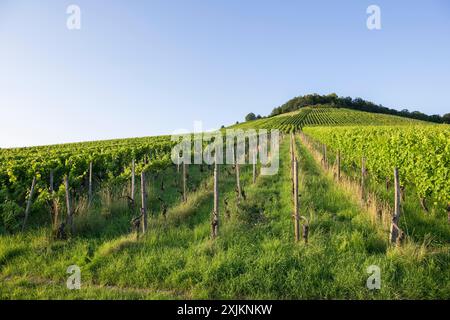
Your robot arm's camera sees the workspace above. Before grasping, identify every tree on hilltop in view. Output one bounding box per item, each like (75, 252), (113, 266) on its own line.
(245, 113), (256, 122)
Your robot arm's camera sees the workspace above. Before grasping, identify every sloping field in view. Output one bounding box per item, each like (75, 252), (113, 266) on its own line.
(0, 107), (448, 300)
(1, 135), (449, 299)
(233, 107), (426, 132)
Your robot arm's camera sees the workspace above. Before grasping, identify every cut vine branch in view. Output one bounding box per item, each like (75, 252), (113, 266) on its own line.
(21, 176), (36, 231)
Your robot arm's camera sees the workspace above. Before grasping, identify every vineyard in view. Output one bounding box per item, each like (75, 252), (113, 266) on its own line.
(233, 106), (426, 132)
(0, 136), (175, 233)
(302, 126), (450, 209)
(0, 109), (449, 299)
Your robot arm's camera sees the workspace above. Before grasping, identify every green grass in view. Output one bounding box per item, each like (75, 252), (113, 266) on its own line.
(0, 137), (449, 299)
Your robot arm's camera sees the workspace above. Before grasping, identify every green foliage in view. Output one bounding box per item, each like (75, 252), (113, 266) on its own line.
(0, 200), (22, 233)
(304, 125), (450, 204)
(0, 137), (448, 299)
(443, 113), (450, 124)
(235, 200), (265, 225)
(0, 135), (177, 231)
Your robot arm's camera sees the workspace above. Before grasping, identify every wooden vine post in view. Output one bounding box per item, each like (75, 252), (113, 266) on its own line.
(289, 134), (295, 194)
(88, 161), (93, 204)
(131, 159), (135, 203)
(389, 168), (401, 244)
(49, 170), (54, 223)
(182, 162), (187, 202)
(291, 134), (295, 161)
(290, 134), (295, 195)
(21, 176), (36, 231)
(49, 170), (58, 229)
(323, 144), (328, 169)
(65, 175), (74, 234)
(293, 159), (300, 242)
(211, 154), (219, 238)
(235, 158), (242, 201)
(141, 171), (148, 234)
(252, 151), (257, 184)
(336, 150), (341, 181)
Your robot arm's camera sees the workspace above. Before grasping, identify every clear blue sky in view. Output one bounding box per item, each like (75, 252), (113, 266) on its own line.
(1, 0), (449, 148)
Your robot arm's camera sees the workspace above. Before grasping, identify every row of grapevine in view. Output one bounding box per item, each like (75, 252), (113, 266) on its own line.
(299, 132), (408, 244)
(0, 132), (277, 233)
(303, 125), (450, 208)
(0, 136), (177, 232)
(234, 106), (425, 133)
(301, 108), (423, 127)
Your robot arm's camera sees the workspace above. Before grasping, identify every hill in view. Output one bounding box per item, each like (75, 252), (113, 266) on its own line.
(0, 99), (449, 300)
(233, 106), (427, 132)
(268, 93), (446, 123)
